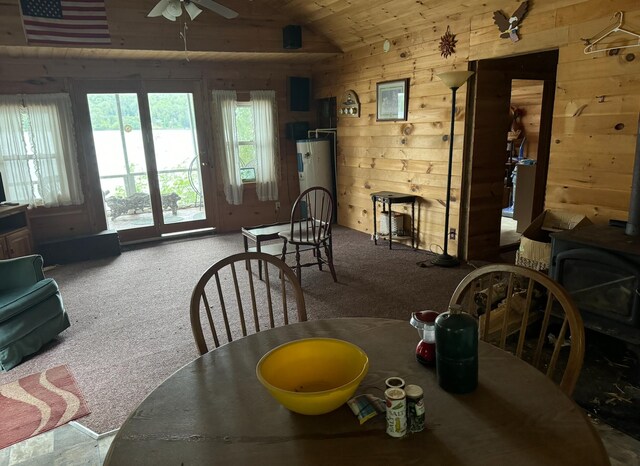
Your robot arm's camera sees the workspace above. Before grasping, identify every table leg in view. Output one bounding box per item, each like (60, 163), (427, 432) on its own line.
(388, 201), (392, 250)
(257, 241), (263, 280)
(373, 196), (378, 245)
(243, 234), (250, 273)
(412, 200), (416, 249)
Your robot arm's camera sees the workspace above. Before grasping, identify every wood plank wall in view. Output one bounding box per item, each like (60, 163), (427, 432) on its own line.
(313, 23), (472, 252)
(312, 0), (640, 259)
(0, 58), (313, 242)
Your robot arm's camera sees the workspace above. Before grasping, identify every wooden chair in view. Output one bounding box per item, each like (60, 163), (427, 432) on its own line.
(279, 186), (337, 285)
(190, 252), (307, 355)
(449, 264), (585, 396)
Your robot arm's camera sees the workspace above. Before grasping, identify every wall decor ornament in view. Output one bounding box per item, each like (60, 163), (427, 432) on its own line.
(439, 26), (457, 58)
(339, 90), (361, 118)
(376, 79), (410, 122)
(493, 1), (529, 42)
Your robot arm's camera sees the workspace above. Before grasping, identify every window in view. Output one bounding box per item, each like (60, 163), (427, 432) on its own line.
(211, 90), (279, 205)
(0, 94), (83, 207)
(235, 103), (256, 182)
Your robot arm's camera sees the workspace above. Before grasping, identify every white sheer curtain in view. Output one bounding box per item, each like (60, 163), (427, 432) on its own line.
(211, 90), (243, 205)
(0, 93), (83, 207)
(250, 90), (279, 201)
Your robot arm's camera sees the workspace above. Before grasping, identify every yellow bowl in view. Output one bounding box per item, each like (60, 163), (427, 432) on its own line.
(256, 338), (369, 415)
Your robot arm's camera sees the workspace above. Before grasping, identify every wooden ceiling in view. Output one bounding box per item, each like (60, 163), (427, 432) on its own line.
(264, 0), (525, 51)
(0, 0), (552, 61)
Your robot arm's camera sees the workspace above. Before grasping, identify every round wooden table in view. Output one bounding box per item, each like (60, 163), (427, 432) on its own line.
(104, 318), (610, 465)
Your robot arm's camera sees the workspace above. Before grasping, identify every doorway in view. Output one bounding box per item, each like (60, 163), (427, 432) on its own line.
(502, 79), (545, 247)
(80, 82), (213, 242)
(463, 50), (558, 261)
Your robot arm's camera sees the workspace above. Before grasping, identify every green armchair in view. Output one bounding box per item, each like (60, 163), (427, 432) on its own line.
(0, 255), (70, 371)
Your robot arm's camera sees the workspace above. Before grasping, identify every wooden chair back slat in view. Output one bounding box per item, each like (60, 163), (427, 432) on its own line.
(449, 264), (585, 396)
(281, 268), (289, 325)
(533, 294), (554, 369)
(482, 272), (495, 341)
(515, 279), (536, 358)
(229, 263), (247, 337)
(245, 259), (260, 333)
(190, 252), (307, 355)
(201, 291), (220, 348)
(263, 263), (275, 328)
(499, 273), (516, 350)
(213, 273), (231, 342)
(547, 318), (569, 379)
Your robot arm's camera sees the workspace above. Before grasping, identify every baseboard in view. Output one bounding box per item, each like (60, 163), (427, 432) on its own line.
(69, 421), (119, 440)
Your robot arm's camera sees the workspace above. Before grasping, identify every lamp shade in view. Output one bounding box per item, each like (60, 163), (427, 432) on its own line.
(437, 71), (474, 89)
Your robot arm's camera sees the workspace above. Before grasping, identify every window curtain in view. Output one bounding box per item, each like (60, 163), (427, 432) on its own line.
(211, 90), (243, 205)
(0, 93), (83, 207)
(250, 91), (279, 201)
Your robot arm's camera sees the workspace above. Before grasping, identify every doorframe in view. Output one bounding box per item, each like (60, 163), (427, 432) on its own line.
(461, 50), (559, 261)
(73, 79), (218, 242)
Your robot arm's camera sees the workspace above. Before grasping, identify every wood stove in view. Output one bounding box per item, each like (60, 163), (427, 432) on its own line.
(551, 224), (640, 345)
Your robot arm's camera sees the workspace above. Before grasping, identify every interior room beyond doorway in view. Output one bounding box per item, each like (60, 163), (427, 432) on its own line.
(501, 79), (545, 249)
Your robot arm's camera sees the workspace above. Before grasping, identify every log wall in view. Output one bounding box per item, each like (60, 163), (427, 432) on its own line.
(312, 0), (640, 258)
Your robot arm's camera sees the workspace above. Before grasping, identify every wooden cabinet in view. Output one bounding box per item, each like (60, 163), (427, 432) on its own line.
(0, 204), (34, 259)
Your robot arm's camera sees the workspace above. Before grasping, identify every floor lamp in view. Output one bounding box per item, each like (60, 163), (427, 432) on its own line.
(432, 70), (474, 268)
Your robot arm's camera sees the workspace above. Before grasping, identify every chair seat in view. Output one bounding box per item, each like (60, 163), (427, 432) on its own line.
(0, 279), (59, 324)
(279, 229), (327, 245)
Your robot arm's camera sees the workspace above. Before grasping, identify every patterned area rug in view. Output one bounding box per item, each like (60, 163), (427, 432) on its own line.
(0, 365), (90, 449)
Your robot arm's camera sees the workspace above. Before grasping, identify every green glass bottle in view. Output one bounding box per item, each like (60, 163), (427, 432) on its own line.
(435, 304), (478, 394)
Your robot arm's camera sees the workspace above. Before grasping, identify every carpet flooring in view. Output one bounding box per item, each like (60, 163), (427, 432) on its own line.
(1, 226), (638, 439)
(0, 227), (474, 434)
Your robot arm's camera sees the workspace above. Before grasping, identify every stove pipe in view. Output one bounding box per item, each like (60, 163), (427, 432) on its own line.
(626, 118), (640, 236)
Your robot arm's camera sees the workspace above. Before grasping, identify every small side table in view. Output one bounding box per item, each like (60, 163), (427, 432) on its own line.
(241, 223), (289, 279)
(371, 191), (418, 249)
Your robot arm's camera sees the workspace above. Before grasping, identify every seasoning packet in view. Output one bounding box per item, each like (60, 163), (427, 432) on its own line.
(347, 394), (386, 425)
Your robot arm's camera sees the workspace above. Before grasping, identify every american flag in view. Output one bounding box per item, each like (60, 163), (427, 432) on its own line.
(19, 0), (111, 46)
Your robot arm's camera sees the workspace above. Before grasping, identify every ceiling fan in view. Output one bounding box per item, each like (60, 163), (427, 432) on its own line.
(147, 0), (238, 21)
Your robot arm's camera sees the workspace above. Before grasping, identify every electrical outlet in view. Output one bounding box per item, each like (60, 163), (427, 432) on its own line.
(275, 201), (280, 211)
(449, 228), (456, 240)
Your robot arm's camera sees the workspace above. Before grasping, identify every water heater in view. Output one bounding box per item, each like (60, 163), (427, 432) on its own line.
(296, 138), (333, 196)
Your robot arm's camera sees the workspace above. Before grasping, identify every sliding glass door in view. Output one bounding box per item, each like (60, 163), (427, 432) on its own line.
(83, 83), (211, 242)
(148, 93), (205, 227)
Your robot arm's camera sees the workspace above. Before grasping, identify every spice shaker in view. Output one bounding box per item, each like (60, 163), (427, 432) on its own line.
(405, 384), (425, 433)
(434, 304), (478, 394)
(384, 388), (407, 438)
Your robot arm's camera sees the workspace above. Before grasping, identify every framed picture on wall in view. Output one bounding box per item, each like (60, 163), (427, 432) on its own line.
(376, 78), (409, 121)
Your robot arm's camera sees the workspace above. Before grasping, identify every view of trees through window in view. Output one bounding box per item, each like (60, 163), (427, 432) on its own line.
(235, 103), (256, 182)
(87, 93), (202, 214)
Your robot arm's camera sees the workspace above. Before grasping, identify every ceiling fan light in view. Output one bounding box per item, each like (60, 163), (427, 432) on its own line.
(165, 0), (183, 18)
(184, 2), (202, 20)
(162, 10), (177, 21)
(148, 0), (171, 17)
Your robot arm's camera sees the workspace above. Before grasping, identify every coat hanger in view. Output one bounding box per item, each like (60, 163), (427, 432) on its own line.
(583, 11), (640, 54)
